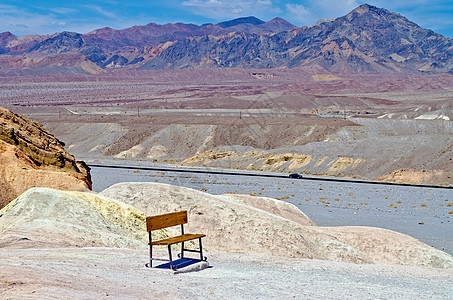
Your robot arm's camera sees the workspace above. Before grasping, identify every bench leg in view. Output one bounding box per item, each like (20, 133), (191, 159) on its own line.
(181, 241), (184, 259)
(148, 231), (153, 268)
(149, 245), (153, 268)
(168, 245), (173, 270)
(199, 237), (203, 261)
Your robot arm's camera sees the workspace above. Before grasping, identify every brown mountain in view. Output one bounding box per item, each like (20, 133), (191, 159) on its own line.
(0, 16), (295, 72)
(0, 32), (16, 54)
(0, 4), (451, 74)
(140, 4), (453, 72)
(216, 16), (297, 33)
(0, 32), (54, 54)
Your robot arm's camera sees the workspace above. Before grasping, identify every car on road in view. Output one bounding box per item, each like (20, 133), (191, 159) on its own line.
(289, 173), (303, 179)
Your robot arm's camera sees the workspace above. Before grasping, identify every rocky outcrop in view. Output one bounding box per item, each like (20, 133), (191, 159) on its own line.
(0, 188), (147, 249)
(376, 169), (453, 186)
(0, 184), (451, 267)
(0, 106), (91, 208)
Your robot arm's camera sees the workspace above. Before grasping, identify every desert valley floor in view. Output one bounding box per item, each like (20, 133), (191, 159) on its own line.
(1, 69), (452, 251)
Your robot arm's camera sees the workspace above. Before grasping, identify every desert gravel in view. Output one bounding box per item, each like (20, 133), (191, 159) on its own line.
(0, 248), (452, 299)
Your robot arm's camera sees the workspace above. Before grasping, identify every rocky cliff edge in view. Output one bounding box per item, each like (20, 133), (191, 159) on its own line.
(0, 106), (91, 208)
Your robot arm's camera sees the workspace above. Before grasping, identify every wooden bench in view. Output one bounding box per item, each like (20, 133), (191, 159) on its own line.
(146, 210), (206, 270)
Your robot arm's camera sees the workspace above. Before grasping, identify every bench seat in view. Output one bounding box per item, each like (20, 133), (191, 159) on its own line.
(149, 233), (206, 246)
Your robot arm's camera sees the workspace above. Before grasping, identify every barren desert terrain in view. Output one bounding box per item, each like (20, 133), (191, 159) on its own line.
(0, 68), (452, 299)
(1, 69), (452, 185)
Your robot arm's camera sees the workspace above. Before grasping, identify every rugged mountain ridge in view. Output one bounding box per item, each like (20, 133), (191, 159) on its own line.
(141, 4), (453, 72)
(0, 4), (451, 74)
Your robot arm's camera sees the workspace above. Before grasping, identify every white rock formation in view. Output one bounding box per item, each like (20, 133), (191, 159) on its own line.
(100, 182), (453, 268)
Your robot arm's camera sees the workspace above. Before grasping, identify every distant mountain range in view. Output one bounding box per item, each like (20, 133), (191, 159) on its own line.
(0, 4), (452, 75)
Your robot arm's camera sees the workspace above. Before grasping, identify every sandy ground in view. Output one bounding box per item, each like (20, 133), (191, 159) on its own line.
(0, 182), (451, 299)
(0, 247), (452, 299)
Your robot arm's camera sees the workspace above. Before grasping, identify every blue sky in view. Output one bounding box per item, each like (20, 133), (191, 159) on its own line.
(1, 1), (452, 38)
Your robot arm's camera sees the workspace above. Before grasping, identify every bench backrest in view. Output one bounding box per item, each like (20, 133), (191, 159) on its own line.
(146, 211), (188, 231)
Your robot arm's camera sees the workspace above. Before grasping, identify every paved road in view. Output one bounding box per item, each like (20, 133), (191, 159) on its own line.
(88, 163), (452, 189)
(88, 160), (453, 255)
